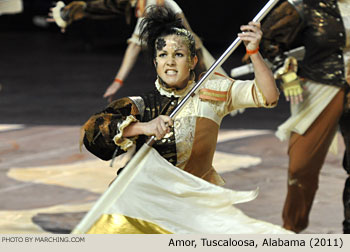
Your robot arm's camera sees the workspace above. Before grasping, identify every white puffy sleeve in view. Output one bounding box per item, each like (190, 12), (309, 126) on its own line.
(199, 74), (277, 118)
(228, 79), (277, 111)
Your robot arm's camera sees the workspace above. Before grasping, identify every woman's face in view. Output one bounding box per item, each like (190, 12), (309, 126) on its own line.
(154, 34), (197, 89)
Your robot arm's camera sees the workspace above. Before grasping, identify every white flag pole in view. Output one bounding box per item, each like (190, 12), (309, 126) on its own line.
(71, 0), (280, 234)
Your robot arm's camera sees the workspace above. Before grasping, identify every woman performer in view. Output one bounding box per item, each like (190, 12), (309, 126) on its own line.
(259, 0), (350, 233)
(80, 5), (291, 234)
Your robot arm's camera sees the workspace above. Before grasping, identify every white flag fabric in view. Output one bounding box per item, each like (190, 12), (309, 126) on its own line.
(74, 145), (291, 234)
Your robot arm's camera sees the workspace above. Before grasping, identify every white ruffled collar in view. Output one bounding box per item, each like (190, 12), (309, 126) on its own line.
(155, 79), (196, 98)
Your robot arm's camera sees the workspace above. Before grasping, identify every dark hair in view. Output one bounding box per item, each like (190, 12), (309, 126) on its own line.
(139, 6), (196, 59)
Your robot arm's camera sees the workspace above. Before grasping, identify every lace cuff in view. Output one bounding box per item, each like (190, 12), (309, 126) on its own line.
(112, 115), (138, 151)
(252, 80), (279, 108)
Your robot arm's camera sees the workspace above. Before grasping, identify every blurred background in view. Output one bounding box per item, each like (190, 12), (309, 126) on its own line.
(0, 0), (290, 128)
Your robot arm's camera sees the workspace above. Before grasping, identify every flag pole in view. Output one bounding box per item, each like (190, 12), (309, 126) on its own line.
(71, 0), (280, 234)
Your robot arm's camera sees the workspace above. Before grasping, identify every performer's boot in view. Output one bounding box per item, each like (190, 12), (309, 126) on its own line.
(343, 176), (350, 234)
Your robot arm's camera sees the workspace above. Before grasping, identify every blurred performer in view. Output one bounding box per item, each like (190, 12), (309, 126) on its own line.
(49, 0), (225, 102)
(0, 0), (22, 15)
(259, 0), (350, 233)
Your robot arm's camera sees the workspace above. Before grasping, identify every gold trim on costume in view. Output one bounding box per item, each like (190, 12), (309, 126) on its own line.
(86, 214), (172, 234)
(199, 88), (227, 101)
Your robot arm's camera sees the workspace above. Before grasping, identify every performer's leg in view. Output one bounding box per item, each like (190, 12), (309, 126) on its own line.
(343, 177), (350, 233)
(283, 90), (345, 233)
(339, 108), (350, 233)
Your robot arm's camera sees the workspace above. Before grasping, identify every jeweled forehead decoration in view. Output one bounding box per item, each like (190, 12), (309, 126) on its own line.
(171, 28), (195, 51)
(172, 27), (192, 39)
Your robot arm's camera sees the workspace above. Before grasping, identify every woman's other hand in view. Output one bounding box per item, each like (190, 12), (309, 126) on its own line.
(142, 116), (173, 140)
(238, 21), (262, 52)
